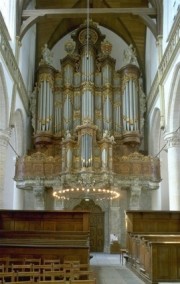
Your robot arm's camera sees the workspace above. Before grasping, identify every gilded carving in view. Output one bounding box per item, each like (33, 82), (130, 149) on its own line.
(95, 110), (102, 119)
(74, 110), (80, 119)
(121, 73), (138, 92)
(38, 73), (54, 88)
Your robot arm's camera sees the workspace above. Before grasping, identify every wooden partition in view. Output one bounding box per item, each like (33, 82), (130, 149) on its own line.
(125, 211), (180, 284)
(125, 210), (180, 233)
(0, 210), (90, 265)
(0, 210), (90, 232)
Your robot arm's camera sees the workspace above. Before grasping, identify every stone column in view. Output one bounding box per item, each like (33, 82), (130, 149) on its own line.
(165, 132), (180, 210)
(129, 180), (142, 210)
(109, 206), (121, 241)
(0, 128), (11, 208)
(33, 184), (45, 210)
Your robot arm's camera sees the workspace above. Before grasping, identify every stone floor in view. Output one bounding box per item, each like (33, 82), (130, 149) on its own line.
(90, 252), (145, 284)
(89, 253), (180, 284)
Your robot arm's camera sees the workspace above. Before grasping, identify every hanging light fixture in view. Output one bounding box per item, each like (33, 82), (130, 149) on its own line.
(53, 173), (120, 201)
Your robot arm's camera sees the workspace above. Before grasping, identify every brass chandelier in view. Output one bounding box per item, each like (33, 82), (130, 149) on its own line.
(53, 172), (120, 201)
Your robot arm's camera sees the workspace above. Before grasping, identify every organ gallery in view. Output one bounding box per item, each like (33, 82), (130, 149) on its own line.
(14, 20), (161, 250)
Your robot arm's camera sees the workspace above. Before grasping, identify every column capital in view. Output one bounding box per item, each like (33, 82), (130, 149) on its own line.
(164, 131), (180, 148)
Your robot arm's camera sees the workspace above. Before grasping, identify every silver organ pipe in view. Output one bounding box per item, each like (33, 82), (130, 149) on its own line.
(81, 46), (94, 123)
(125, 83), (129, 131)
(80, 133), (93, 168)
(102, 147), (108, 170)
(129, 80), (133, 131)
(43, 80), (47, 131)
(67, 147), (72, 170)
(38, 82), (42, 131)
(133, 81), (139, 131)
(46, 82), (50, 131)
(63, 93), (72, 131)
(36, 67), (55, 135)
(122, 86), (126, 131)
(49, 86), (53, 131)
(63, 63), (73, 132)
(54, 74), (62, 134)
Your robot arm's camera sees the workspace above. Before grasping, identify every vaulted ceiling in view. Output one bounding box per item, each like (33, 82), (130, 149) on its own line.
(18, 0), (163, 75)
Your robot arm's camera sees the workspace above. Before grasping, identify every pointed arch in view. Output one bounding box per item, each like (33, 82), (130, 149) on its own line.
(167, 63), (180, 132)
(149, 107), (161, 156)
(11, 109), (25, 156)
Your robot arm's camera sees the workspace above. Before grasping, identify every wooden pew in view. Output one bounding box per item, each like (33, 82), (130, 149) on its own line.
(126, 232), (180, 268)
(125, 211), (180, 284)
(141, 241), (180, 283)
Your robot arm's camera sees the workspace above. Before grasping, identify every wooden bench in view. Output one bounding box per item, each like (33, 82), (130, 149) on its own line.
(126, 232), (180, 268)
(140, 241), (180, 284)
(125, 211), (180, 284)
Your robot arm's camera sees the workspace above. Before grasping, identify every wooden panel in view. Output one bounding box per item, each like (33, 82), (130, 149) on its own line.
(110, 241), (120, 254)
(0, 210), (90, 267)
(152, 243), (180, 282)
(125, 211), (180, 233)
(0, 210), (90, 232)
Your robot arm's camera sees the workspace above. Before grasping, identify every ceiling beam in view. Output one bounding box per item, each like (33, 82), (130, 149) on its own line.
(22, 8), (156, 18)
(20, 7), (157, 40)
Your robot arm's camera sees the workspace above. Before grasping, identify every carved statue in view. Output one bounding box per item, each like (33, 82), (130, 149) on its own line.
(66, 130), (71, 139)
(103, 130), (110, 139)
(109, 135), (115, 143)
(103, 130), (115, 143)
(41, 44), (53, 65)
(123, 44), (138, 66)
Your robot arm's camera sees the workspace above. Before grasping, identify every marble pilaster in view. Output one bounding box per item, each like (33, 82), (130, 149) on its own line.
(0, 128), (11, 208)
(165, 132), (180, 210)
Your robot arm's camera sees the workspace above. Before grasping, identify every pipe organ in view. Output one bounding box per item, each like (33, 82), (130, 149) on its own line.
(15, 21), (160, 205)
(32, 21), (144, 165)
